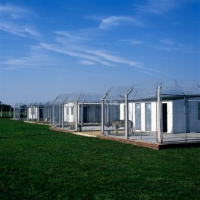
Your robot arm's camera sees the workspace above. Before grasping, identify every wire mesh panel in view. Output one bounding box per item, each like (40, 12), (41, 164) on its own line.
(161, 97), (200, 143)
(102, 86), (131, 137)
(14, 103), (20, 119)
(102, 79), (200, 144)
(103, 100), (121, 136)
(14, 103), (27, 120)
(53, 92), (102, 131)
(43, 102), (53, 124)
(53, 103), (62, 127)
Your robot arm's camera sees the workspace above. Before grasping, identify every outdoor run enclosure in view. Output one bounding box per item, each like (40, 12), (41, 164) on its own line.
(13, 103), (27, 120)
(101, 79), (200, 144)
(14, 102), (53, 123)
(52, 92), (102, 131)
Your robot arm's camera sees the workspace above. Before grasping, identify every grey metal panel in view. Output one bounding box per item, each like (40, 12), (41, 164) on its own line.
(145, 103), (151, 131)
(135, 103), (141, 130)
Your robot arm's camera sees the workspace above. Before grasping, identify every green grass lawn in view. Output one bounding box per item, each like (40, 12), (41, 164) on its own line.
(0, 111), (13, 118)
(0, 118), (200, 199)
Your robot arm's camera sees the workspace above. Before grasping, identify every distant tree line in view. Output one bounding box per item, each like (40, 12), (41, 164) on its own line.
(0, 104), (13, 111)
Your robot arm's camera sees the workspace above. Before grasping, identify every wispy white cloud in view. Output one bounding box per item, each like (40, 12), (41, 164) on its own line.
(148, 39), (198, 53)
(131, 40), (144, 45)
(0, 21), (40, 37)
(40, 43), (115, 67)
(78, 60), (95, 65)
(119, 39), (144, 45)
(0, 4), (27, 14)
(0, 4), (39, 38)
(86, 49), (142, 68)
(55, 31), (87, 42)
(159, 39), (174, 46)
(0, 4), (33, 19)
(99, 16), (146, 29)
(2, 48), (63, 70)
(136, 0), (177, 14)
(134, 0), (199, 15)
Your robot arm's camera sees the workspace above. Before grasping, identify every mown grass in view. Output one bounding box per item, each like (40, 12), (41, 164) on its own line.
(0, 118), (200, 199)
(0, 111), (13, 118)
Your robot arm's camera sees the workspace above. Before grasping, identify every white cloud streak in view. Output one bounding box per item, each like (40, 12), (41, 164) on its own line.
(0, 4), (28, 15)
(78, 60), (95, 65)
(99, 16), (146, 29)
(135, 0), (199, 15)
(40, 43), (116, 67)
(0, 22), (39, 37)
(0, 4), (39, 38)
(86, 49), (142, 68)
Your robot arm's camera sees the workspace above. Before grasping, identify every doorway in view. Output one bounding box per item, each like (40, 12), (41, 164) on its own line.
(162, 103), (167, 132)
(39, 108), (43, 119)
(83, 107), (88, 123)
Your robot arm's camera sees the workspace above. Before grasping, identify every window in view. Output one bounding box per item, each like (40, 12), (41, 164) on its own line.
(198, 103), (200, 120)
(71, 107), (74, 115)
(66, 107), (69, 115)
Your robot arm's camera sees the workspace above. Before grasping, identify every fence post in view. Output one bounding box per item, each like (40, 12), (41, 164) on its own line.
(9, 107), (12, 117)
(183, 93), (187, 142)
(1, 107), (3, 118)
(27, 106), (29, 121)
(50, 104), (52, 125)
(19, 103), (21, 120)
(101, 91), (109, 135)
(14, 105), (16, 119)
(125, 87), (133, 139)
(37, 104), (40, 123)
(62, 97), (68, 129)
(81, 100), (85, 126)
(75, 95), (80, 132)
(157, 86), (162, 143)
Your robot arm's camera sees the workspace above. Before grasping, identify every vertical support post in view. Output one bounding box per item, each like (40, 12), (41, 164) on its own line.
(31, 106), (33, 121)
(52, 96), (59, 127)
(52, 103), (55, 126)
(62, 103), (64, 129)
(62, 97), (68, 129)
(27, 107), (28, 121)
(58, 104), (61, 126)
(19, 103), (21, 120)
(50, 105), (52, 125)
(48, 105), (50, 119)
(38, 105), (40, 122)
(140, 97), (142, 140)
(101, 99), (105, 134)
(101, 91), (109, 135)
(14, 105), (16, 119)
(75, 96), (80, 132)
(81, 100), (84, 126)
(1, 107), (3, 118)
(157, 86), (162, 143)
(106, 103), (109, 125)
(125, 87), (133, 139)
(9, 107), (11, 117)
(183, 94), (187, 142)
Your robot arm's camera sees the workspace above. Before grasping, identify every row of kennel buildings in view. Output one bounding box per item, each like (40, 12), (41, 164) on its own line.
(14, 80), (200, 142)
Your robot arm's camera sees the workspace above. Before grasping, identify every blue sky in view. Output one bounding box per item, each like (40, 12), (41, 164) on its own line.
(0, 0), (200, 106)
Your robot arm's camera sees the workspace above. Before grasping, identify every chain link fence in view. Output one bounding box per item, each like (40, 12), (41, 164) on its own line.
(102, 80), (200, 144)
